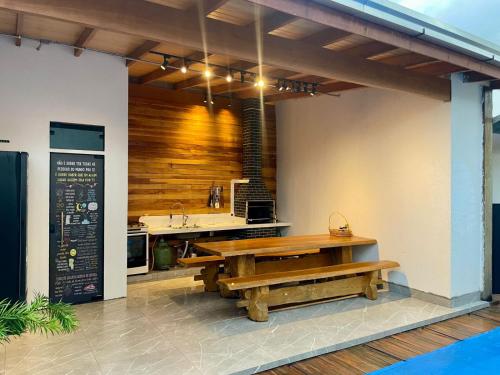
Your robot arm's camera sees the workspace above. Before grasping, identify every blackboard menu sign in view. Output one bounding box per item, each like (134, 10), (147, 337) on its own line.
(49, 153), (104, 304)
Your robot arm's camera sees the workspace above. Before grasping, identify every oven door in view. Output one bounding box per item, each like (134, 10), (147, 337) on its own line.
(127, 232), (149, 275)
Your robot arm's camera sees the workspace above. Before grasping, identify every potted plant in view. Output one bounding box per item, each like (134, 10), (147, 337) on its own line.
(0, 294), (79, 372)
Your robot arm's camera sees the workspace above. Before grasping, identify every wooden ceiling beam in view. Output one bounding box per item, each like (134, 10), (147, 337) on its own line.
(74, 27), (96, 57)
(126, 40), (160, 67)
(378, 53), (435, 68)
(409, 61), (464, 76)
(299, 27), (350, 46)
(257, 13), (298, 34)
(15, 13), (23, 46)
(342, 42), (398, 59)
(246, 0), (500, 79)
(202, 0), (231, 16)
(0, 0), (450, 100)
(139, 51), (208, 84)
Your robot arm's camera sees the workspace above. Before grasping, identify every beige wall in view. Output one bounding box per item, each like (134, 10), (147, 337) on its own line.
(276, 88), (453, 297)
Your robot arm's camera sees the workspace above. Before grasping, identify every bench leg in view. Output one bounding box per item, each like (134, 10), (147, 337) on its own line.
(365, 271), (378, 300)
(218, 273), (239, 298)
(248, 286), (269, 322)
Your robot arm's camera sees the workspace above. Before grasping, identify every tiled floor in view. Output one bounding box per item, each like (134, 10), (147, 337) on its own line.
(1, 277), (488, 375)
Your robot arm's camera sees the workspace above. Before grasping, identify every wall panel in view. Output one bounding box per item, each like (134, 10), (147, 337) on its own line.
(129, 84), (276, 220)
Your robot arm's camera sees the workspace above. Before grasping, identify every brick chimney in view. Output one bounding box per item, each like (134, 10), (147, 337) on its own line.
(234, 98), (273, 218)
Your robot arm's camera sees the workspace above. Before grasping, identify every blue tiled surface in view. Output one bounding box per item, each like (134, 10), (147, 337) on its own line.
(371, 327), (500, 374)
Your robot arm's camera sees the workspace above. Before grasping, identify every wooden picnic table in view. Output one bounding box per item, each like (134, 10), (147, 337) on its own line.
(195, 234), (377, 278)
(194, 234), (400, 322)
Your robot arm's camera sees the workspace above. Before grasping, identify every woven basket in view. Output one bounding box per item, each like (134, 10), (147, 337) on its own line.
(328, 211), (353, 237)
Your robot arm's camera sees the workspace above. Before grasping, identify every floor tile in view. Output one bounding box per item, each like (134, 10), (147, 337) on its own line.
(0, 277), (488, 375)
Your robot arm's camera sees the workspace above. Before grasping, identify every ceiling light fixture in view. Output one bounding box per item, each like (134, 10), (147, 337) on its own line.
(180, 58), (188, 74)
(226, 69), (233, 83)
(204, 69), (212, 78)
(255, 77), (265, 88)
(160, 55), (170, 70)
(203, 95), (215, 105)
(310, 83), (318, 96)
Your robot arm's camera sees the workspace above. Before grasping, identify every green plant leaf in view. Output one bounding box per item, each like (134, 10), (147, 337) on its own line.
(0, 294), (79, 343)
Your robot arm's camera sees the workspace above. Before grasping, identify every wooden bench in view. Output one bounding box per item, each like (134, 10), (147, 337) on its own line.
(177, 250), (321, 292)
(217, 260), (399, 322)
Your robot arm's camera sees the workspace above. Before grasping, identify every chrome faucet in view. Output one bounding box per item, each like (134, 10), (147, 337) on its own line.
(170, 202), (188, 227)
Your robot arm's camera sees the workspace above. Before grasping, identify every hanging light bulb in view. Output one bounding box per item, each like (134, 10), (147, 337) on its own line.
(180, 59), (188, 74)
(255, 77), (265, 88)
(226, 69), (233, 83)
(204, 69), (212, 78)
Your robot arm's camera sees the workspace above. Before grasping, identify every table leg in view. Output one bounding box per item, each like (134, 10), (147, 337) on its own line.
(320, 246), (353, 265)
(231, 254), (256, 277)
(231, 254), (256, 301)
(340, 246), (353, 263)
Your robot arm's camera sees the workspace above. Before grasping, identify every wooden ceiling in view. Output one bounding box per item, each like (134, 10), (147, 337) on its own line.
(0, 0), (498, 103)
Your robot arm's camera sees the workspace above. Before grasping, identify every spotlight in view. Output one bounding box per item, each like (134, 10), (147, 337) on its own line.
(203, 95), (214, 105)
(278, 79), (284, 92)
(310, 83), (318, 96)
(286, 81), (291, 91)
(204, 69), (212, 78)
(255, 77), (265, 88)
(180, 59), (188, 74)
(226, 69), (233, 83)
(160, 55), (170, 70)
(252, 74), (258, 86)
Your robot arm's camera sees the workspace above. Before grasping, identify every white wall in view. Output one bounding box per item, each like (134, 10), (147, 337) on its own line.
(450, 75), (484, 297)
(493, 90), (500, 204)
(0, 38), (128, 300)
(493, 135), (500, 204)
(493, 90), (499, 117)
(276, 88), (453, 298)
(276, 79), (486, 299)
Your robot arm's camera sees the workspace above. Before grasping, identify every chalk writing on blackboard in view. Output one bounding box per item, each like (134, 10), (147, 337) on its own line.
(49, 153), (104, 304)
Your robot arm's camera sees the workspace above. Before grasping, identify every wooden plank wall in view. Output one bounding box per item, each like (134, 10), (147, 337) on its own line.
(128, 84), (276, 221)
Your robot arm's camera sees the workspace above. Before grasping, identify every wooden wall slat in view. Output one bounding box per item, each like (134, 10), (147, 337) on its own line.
(128, 84), (276, 221)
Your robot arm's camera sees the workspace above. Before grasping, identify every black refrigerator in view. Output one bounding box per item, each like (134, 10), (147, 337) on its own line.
(0, 151), (28, 302)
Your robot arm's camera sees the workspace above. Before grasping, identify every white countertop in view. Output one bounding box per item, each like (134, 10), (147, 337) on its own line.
(147, 221), (291, 235)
